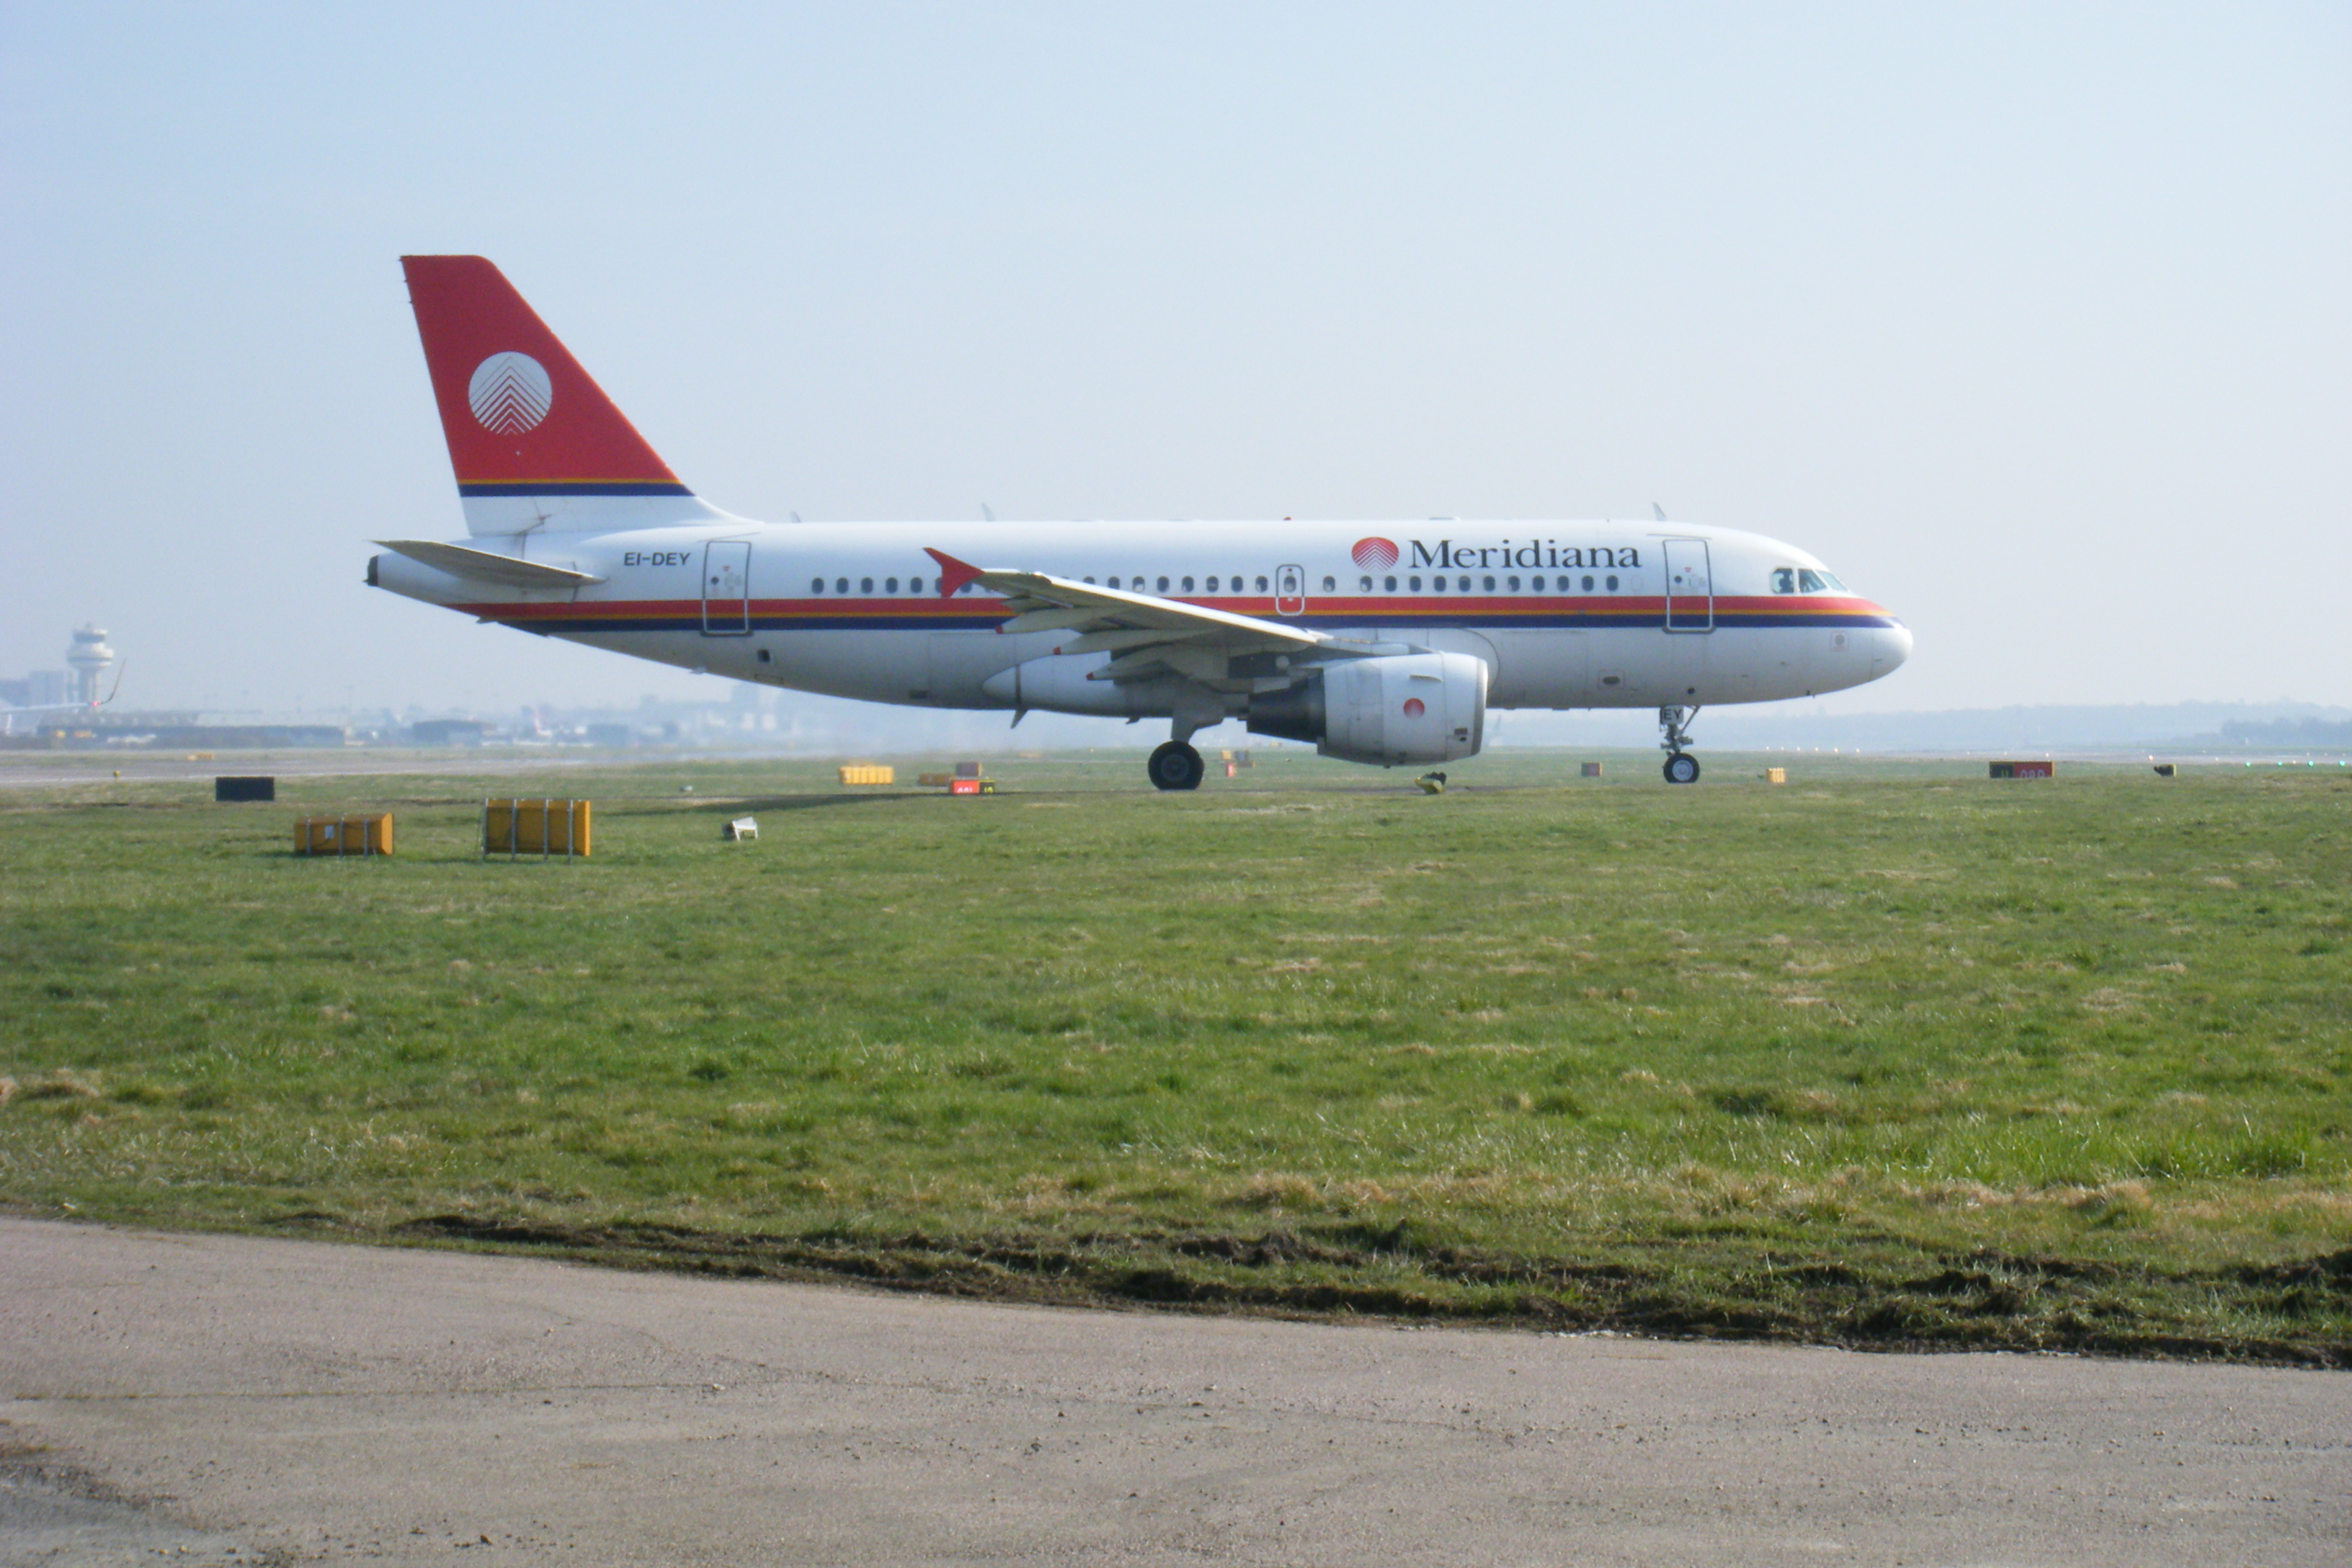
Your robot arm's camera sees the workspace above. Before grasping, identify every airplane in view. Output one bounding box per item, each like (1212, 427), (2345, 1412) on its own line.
(370, 257), (1910, 789)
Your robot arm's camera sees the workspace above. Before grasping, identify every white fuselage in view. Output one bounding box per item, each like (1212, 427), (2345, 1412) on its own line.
(371, 517), (1910, 729)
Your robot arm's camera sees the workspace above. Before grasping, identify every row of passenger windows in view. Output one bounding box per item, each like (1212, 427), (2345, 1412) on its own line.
(808, 572), (1629, 596)
(1360, 573), (1623, 594)
(813, 576), (930, 594)
(1092, 574), (1628, 594)
(1089, 574), (1271, 593)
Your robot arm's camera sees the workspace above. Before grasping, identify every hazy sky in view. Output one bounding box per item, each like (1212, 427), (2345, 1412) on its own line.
(4, 3), (2346, 721)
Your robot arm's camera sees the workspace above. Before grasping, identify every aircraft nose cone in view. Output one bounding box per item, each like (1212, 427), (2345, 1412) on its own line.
(1879, 622), (1912, 671)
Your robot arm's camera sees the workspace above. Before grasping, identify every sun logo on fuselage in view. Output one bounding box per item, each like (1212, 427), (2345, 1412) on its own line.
(1351, 536), (1399, 571)
(468, 352), (553, 435)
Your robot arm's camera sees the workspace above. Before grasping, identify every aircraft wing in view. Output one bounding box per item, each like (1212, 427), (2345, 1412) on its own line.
(374, 540), (605, 590)
(925, 548), (1326, 669)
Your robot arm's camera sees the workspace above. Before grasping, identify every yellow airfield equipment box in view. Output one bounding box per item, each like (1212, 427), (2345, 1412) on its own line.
(838, 765), (894, 786)
(482, 798), (592, 858)
(294, 814), (393, 856)
(1765, 767), (1787, 784)
(916, 772), (955, 788)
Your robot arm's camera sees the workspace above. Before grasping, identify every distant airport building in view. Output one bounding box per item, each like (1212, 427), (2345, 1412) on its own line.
(409, 718), (494, 746)
(1, 670), (71, 707)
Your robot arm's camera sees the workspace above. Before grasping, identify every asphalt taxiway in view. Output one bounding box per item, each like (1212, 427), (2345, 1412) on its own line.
(1, 1218), (2343, 1565)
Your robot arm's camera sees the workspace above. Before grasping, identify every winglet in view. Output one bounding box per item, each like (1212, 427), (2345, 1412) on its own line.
(926, 548), (986, 597)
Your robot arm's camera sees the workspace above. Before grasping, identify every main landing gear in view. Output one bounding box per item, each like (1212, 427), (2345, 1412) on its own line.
(1148, 741), (1206, 791)
(1659, 704), (1702, 785)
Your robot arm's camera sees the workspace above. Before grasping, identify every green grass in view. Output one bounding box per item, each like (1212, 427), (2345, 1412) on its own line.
(3, 747), (2347, 1362)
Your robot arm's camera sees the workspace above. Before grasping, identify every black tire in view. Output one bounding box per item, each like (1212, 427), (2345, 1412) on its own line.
(1148, 741), (1206, 791)
(1662, 752), (1701, 785)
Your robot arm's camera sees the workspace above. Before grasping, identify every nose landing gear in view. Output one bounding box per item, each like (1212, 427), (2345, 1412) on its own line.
(1148, 741), (1206, 791)
(1659, 704), (1701, 785)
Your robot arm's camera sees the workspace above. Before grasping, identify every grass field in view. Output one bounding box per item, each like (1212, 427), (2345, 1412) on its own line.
(3, 747), (2347, 1363)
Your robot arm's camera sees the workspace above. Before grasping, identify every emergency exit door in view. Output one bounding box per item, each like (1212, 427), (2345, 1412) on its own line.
(702, 541), (751, 635)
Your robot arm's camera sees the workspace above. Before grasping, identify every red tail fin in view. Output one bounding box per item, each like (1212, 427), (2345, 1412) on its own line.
(402, 256), (713, 534)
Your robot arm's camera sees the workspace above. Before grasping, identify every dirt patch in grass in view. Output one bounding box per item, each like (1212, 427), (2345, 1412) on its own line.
(369, 1211), (2351, 1366)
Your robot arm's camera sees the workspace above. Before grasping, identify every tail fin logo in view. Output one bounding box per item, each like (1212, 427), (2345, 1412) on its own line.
(467, 352), (553, 435)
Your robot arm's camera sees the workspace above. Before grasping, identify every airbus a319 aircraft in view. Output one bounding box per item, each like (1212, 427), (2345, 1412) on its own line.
(371, 257), (1910, 788)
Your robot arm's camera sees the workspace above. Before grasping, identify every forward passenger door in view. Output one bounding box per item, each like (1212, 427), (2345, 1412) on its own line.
(1663, 539), (1713, 633)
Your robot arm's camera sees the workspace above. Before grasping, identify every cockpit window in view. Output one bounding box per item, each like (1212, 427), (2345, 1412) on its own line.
(1798, 569), (1850, 593)
(1770, 568), (1796, 594)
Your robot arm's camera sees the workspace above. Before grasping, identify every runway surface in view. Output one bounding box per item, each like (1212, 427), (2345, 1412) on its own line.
(0, 751), (625, 790)
(1, 1218), (2343, 1566)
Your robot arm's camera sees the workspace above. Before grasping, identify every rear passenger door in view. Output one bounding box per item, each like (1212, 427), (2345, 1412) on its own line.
(702, 541), (752, 635)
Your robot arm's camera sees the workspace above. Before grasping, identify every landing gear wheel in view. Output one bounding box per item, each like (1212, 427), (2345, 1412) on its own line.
(1662, 752), (1701, 785)
(1148, 741), (1206, 791)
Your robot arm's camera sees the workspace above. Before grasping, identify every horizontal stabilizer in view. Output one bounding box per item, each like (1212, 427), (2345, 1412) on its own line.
(373, 540), (604, 589)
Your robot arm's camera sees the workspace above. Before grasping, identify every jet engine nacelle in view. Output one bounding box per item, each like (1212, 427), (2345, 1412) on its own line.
(1247, 651), (1487, 766)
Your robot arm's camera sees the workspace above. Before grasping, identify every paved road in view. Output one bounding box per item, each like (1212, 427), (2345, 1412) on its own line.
(1, 1219), (2343, 1566)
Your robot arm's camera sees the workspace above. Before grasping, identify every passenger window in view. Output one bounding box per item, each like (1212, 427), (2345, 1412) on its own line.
(1084, 576), (1096, 584)
(1482, 575), (1494, 592)
(860, 577), (873, 594)
(1507, 575), (1520, 591)
(1409, 575), (1422, 592)
(1255, 576), (1268, 592)
(1322, 575), (1335, 592)
(1157, 576), (1170, 592)
(1384, 575), (1397, 592)
(1770, 568), (1796, 594)
(1360, 575), (1373, 592)
(909, 576), (925, 594)
(1605, 574), (1619, 591)
(1206, 576), (1219, 592)
(836, 578), (849, 594)
(811, 578), (824, 594)
(1432, 575), (1447, 593)
(1531, 575), (1545, 591)
(1582, 574), (1594, 592)
(1182, 576), (1195, 592)
(885, 577), (899, 594)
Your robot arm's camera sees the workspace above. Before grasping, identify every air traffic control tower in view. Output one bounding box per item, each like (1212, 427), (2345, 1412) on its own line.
(66, 624), (115, 705)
